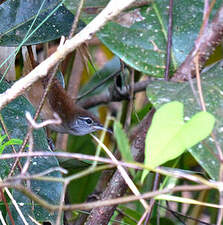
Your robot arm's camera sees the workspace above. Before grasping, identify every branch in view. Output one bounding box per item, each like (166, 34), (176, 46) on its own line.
(172, 3), (223, 81)
(0, 0), (136, 110)
(1, 182), (210, 212)
(79, 79), (150, 109)
(85, 109), (155, 225)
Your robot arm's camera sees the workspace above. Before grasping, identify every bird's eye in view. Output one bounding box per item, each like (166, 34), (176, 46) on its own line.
(85, 118), (93, 124)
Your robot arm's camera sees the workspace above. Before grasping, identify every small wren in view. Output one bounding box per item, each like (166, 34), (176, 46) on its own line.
(26, 77), (108, 135)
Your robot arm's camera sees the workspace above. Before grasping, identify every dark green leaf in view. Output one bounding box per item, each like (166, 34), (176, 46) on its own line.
(65, 0), (221, 76)
(0, 0), (84, 46)
(79, 56), (121, 98)
(146, 61), (223, 180)
(67, 169), (101, 204)
(0, 79), (62, 224)
(118, 206), (141, 225)
(98, 0), (221, 76)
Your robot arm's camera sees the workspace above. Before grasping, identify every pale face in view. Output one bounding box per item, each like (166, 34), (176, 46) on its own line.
(69, 116), (104, 136)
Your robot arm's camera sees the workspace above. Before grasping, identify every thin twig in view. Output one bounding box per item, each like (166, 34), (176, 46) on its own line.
(217, 165), (223, 225)
(4, 186), (28, 225)
(28, 215), (42, 225)
(124, 68), (135, 129)
(56, 182), (68, 225)
(194, 54), (206, 111)
(158, 202), (212, 225)
(144, 173), (160, 225)
(21, 128), (34, 176)
(173, 2), (223, 81)
(25, 111), (61, 129)
(0, 188), (15, 225)
(91, 134), (149, 209)
(137, 208), (151, 225)
(166, 201), (186, 225)
(195, 0), (216, 52)
(194, 53), (223, 161)
(1, 151), (220, 189)
(8, 167), (67, 183)
(68, 0), (86, 39)
(0, 211), (7, 225)
(77, 69), (122, 101)
(164, 0), (173, 81)
(79, 78), (150, 109)
(0, 183), (211, 212)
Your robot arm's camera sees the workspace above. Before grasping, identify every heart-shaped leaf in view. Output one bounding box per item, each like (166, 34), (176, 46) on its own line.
(146, 62), (223, 180)
(142, 101), (215, 182)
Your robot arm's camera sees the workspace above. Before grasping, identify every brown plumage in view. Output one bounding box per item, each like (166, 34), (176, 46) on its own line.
(47, 78), (101, 125)
(23, 47), (106, 135)
(26, 76), (105, 135)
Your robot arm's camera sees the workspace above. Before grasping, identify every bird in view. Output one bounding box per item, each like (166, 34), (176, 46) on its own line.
(23, 47), (109, 136)
(26, 77), (109, 136)
(46, 78), (108, 135)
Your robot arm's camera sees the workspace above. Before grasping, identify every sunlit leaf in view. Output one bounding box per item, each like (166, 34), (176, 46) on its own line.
(142, 102), (215, 182)
(146, 61), (223, 180)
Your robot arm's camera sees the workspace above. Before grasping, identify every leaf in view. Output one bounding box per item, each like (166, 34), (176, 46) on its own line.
(114, 121), (133, 162)
(0, 78), (63, 224)
(65, 0), (221, 76)
(146, 61), (223, 180)
(0, 0), (84, 46)
(141, 102), (215, 182)
(79, 56), (121, 97)
(0, 134), (7, 145)
(0, 138), (23, 154)
(97, 0), (222, 76)
(114, 121), (135, 176)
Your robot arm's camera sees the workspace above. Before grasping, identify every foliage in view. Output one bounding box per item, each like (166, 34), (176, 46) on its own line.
(142, 101), (215, 182)
(0, 79), (62, 224)
(0, 129), (23, 154)
(0, 0), (222, 224)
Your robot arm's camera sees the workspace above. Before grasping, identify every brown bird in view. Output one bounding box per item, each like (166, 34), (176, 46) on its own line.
(23, 47), (109, 135)
(25, 76), (109, 135)
(46, 78), (108, 135)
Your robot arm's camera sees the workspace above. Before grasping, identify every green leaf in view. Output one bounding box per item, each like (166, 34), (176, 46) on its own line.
(0, 134), (7, 145)
(146, 61), (223, 180)
(141, 102), (215, 182)
(0, 0), (84, 46)
(0, 138), (23, 154)
(114, 121), (135, 176)
(114, 121), (133, 162)
(79, 56), (121, 97)
(0, 78), (63, 224)
(65, 0), (221, 76)
(97, 0), (221, 76)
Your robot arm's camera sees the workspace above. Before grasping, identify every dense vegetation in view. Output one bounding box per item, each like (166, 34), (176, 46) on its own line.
(0, 0), (222, 224)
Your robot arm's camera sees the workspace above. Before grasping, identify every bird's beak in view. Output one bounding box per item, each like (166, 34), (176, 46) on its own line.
(94, 123), (113, 134)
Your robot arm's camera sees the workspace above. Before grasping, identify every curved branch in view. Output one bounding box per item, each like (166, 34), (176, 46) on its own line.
(172, 3), (223, 81)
